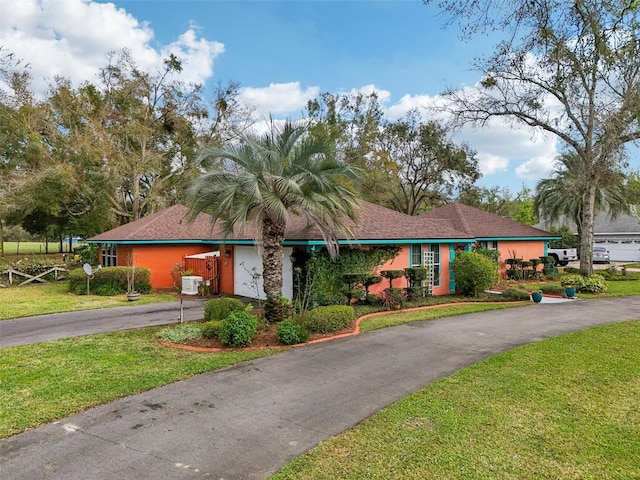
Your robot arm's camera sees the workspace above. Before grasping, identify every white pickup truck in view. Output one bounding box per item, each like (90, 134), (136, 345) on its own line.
(547, 248), (578, 266)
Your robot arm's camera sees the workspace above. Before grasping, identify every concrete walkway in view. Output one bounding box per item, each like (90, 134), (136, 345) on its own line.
(2, 296), (639, 479)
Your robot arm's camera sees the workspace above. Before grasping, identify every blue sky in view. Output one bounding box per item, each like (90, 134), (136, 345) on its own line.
(4, 0), (626, 194)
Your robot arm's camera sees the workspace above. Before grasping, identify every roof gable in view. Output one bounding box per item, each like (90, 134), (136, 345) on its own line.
(421, 203), (556, 239)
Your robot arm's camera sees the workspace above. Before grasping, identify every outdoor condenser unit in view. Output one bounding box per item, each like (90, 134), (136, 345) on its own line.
(181, 276), (203, 295)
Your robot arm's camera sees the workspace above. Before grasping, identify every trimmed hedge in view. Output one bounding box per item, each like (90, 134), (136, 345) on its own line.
(219, 308), (258, 347)
(501, 288), (531, 301)
(276, 320), (309, 345)
(68, 266), (151, 295)
(204, 297), (245, 321)
(299, 305), (356, 333)
(201, 320), (222, 339)
(451, 251), (499, 297)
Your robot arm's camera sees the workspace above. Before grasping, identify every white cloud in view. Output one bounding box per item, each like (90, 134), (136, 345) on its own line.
(238, 82), (320, 118)
(515, 155), (557, 180)
(0, 0), (222, 94)
(381, 91), (560, 184)
(477, 153), (509, 175)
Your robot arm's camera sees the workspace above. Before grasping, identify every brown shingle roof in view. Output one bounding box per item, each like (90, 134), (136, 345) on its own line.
(90, 201), (473, 243)
(421, 203), (556, 239)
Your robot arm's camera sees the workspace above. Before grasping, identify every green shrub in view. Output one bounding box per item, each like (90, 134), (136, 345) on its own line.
(501, 288), (531, 301)
(299, 305), (355, 333)
(158, 323), (202, 344)
(201, 320), (222, 339)
(219, 307), (258, 347)
(451, 251), (499, 297)
(276, 320), (309, 345)
(563, 267), (582, 274)
(560, 274), (586, 289)
(68, 266), (151, 295)
(580, 274), (609, 293)
(92, 281), (123, 296)
(540, 284), (565, 295)
(203, 297), (245, 321)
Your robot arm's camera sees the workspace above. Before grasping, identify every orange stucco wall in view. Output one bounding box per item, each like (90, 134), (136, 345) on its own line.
(497, 240), (547, 277)
(368, 244), (453, 296)
(109, 244), (218, 289)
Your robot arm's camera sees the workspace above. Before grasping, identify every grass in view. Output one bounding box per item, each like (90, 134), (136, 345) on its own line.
(0, 328), (276, 438)
(272, 320), (640, 480)
(0, 282), (176, 320)
(2, 241), (72, 255)
(359, 303), (520, 332)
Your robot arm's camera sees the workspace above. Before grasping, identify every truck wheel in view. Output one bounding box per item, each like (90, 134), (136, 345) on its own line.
(550, 254), (559, 266)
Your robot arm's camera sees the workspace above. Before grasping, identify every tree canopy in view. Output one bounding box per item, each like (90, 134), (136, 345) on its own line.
(428, 0), (640, 274)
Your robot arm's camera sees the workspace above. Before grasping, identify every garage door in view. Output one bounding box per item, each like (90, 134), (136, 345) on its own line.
(233, 246), (294, 300)
(597, 241), (640, 262)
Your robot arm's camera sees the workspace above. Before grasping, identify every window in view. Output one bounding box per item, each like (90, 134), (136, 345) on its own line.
(410, 244), (423, 267)
(478, 240), (498, 250)
(428, 243), (441, 287)
(101, 244), (118, 267)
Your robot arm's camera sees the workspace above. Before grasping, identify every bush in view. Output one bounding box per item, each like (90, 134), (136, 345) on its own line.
(451, 251), (499, 297)
(563, 267), (581, 274)
(580, 274), (609, 293)
(68, 266), (151, 295)
(158, 323), (203, 344)
(219, 307), (258, 347)
(203, 297), (245, 321)
(201, 320), (222, 339)
(560, 274), (586, 289)
(299, 305), (355, 333)
(540, 284), (565, 295)
(276, 320), (309, 345)
(501, 288), (531, 301)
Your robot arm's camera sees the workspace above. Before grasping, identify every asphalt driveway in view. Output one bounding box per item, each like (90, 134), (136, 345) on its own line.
(0, 298), (206, 348)
(2, 296), (639, 479)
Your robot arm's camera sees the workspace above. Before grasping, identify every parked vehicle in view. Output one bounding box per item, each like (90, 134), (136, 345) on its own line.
(547, 247), (578, 266)
(592, 246), (610, 264)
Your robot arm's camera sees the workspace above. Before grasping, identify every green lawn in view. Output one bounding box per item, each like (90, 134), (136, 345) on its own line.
(2, 241), (72, 255)
(272, 320), (640, 479)
(0, 328), (276, 438)
(0, 282), (175, 320)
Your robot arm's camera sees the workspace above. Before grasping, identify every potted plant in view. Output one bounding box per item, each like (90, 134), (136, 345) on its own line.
(560, 274), (584, 298)
(126, 254), (140, 301)
(531, 290), (543, 303)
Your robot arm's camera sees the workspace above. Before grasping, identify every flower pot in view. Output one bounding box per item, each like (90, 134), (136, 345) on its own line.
(564, 287), (576, 298)
(531, 291), (543, 303)
(127, 292), (140, 302)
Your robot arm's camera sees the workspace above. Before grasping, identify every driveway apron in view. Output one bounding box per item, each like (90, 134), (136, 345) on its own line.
(2, 296), (639, 479)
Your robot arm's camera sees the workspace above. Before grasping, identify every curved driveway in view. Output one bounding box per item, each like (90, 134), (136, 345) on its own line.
(2, 296), (639, 479)
(0, 299), (206, 348)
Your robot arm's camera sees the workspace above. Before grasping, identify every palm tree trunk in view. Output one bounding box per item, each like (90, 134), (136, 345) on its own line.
(261, 216), (286, 322)
(579, 182), (597, 276)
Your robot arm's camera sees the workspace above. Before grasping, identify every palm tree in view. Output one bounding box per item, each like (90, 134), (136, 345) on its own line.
(187, 120), (361, 321)
(534, 152), (630, 274)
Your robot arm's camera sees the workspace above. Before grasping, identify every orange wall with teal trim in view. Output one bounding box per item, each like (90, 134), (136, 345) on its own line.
(368, 244), (452, 296)
(497, 240), (547, 276)
(103, 244), (217, 289)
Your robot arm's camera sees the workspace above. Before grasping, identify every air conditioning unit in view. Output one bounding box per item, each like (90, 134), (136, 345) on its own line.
(181, 276), (203, 295)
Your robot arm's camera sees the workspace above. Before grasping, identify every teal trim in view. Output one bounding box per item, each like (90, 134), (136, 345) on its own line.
(448, 244), (456, 294)
(283, 238), (469, 246)
(475, 236), (561, 241)
(87, 239), (253, 245)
